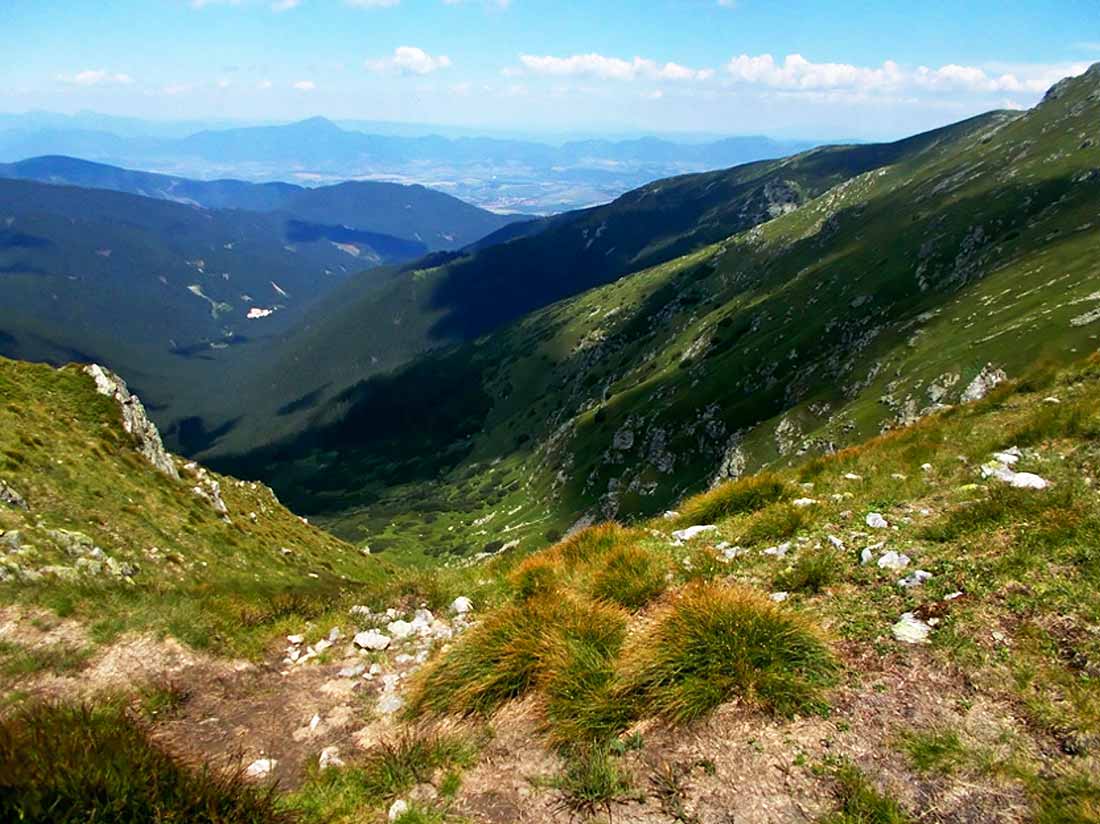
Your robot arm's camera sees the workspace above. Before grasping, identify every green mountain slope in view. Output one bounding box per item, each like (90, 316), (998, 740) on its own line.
(196, 113), (1002, 459)
(0, 177), (428, 431)
(0, 155), (526, 251)
(221, 64), (1100, 559)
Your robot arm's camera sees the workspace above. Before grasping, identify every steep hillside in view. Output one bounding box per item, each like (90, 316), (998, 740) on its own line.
(197, 114), (999, 459)
(220, 65), (1100, 557)
(5, 353), (1100, 823)
(0, 155), (525, 251)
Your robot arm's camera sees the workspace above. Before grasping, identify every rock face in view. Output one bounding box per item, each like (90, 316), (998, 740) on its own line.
(84, 364), (179, 480)
(0, 479), (27, 510)
(960, 364), (1007, 403)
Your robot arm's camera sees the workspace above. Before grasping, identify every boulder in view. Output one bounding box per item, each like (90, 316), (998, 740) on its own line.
(892, 612), (931, 644)
(450, 596), (473, 615)
(961, 364), (1007, 403)
(865, 512), (889, 529)
(353, 629), (391, 651)
(388, 800), (410, 822)
(84, 364), (179, 480)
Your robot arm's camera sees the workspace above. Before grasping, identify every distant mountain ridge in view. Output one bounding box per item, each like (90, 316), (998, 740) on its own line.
(0, 155), (525, 251)
(0, 115), (820, 213)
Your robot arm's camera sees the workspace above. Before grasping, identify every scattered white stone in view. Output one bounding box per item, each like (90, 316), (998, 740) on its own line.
(369, 663), (384, 676)
(314, 638), (332, 653)
(792, 498), (818, 507)
(388, 800), (410, 822)
(450, 596), (473, 615)
(866, 512), (889, 529)
(1008, 472), (1049, 490)
(338, 663), (366, 678)
(328, 627), (342, 642)
(287, 634), (304, 645)
(378, 691), (405, 715)
(1042, 396), (1061, 405)
(763, 542), (792, 558)
(770, 591), (789, 602)
(387, 620), (415, 640)
(891, 473), (908, 481)
(877, 550), (911, 571)
(921, 463), (934, 472)
(309, 714), (321, 731)
(671, 524), (717, 542)
(662, 510), (680, 520)
(860, 548), (873, 565)
(944, 591), (964, 601)
(353, 629), (391, 651)
(827, 535), (845, 550)
(898, 570), (933, 588)
(349, 605), (372, 618)
(843, 473), (863, 481)
(992, 447), (1021, 465)
(245, 758), (277, 778)
(892, 613), (931, 644)
(319, 746), (344, 770)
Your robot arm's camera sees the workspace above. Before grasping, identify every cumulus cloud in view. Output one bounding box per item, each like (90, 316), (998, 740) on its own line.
(59, 70), (134, 86)
(724, 53), (1090, 96)
(519, 53), (713, 81)
(366, 46), (452, 75)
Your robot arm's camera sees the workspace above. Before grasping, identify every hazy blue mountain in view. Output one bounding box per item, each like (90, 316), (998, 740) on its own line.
(0, 155), (526, 250)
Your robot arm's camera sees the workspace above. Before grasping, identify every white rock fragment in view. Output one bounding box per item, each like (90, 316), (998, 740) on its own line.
(388, 800), (410, 822)
(866, 512), (889, 529)
(353, 629), (391, 651)
(892, 613), (932, 644)
(921, 463), (934, 472)
(338, 663), (366, 678)
(319, 746), (344, 770)
(877, 550), (911, 571)
(770, 591), (789, 602)
(843, 473), (863, 481)
(827, 535), (845, 550)
(671, 524), (717, 542)
(450, 596), (473, 615)
(387, 620), (415, 640)
(1007, 472), (1049, 490)
(287, 635), (304, 645)
(378, 690), (405, 715)
(792, 498), (818, 507)
(898, 570), (933, 588)
(763, 542), (792, 558)
(245, 758), (277, 778)
(860, 548), (873, 565)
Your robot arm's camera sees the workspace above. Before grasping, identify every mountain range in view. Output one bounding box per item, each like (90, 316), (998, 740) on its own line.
(0, 114), (819, 213)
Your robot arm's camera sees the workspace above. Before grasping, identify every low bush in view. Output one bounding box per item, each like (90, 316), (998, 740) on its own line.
(676, 473), (790, 525)
(589, 545), (668, 610)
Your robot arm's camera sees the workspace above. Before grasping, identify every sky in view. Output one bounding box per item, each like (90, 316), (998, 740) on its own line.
(2, 0), (1098, 140)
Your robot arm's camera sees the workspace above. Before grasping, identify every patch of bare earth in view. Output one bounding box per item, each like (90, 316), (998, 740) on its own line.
(450, 651), (1034, 824)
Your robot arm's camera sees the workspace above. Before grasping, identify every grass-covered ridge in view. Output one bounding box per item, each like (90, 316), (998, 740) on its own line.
(0, 357), (396, 659)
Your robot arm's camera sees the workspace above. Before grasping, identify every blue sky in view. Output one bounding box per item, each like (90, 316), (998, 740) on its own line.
(2, 0), (1097, 138)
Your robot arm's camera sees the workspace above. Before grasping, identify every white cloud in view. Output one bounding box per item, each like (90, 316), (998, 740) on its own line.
(366, 46), (452, 75)
(724, 53), (1090, 97)
(59, 70), (135, 86)
(519, 53), (712, 81)
(292, 80), (316, 90)
(346, 0), (400, 6)
(257, 79), (273, 90)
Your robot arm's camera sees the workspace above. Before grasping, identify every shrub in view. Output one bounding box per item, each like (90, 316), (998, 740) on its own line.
(676, 473), (790, 525)
(556, 523), (638, 567)
(0, 701), (294, 824)
(589, 545), (668, 610)
(617, 583), (836, 723)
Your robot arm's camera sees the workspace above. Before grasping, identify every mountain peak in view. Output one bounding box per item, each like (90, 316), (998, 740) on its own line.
(290, 116), (343, 133)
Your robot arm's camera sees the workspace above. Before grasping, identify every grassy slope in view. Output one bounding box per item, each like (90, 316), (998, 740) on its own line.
(0, 357), (400, 659)
(392, 353), (1100, 822)
(243, 65), (1100, 562)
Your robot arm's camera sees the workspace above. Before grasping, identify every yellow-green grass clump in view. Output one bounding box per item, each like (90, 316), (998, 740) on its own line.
(675, 473), (791, 527)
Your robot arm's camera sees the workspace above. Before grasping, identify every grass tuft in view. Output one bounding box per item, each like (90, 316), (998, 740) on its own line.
(617, 582), (836, 723)
(773, 548), (840, 595)
(589, 545), (668, 610)
(736, 503), (807, 546)
(550, 745), (632, 820)
(820, 765), (912, 824)
(676, 473), (790, 526)
(0, 700), (294, 824)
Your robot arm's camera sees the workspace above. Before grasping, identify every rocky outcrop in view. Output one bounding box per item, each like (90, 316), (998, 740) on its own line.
(0, 479), (27, 510)
(961, 364), (1007, 403)
(84, 364), (179, 480)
